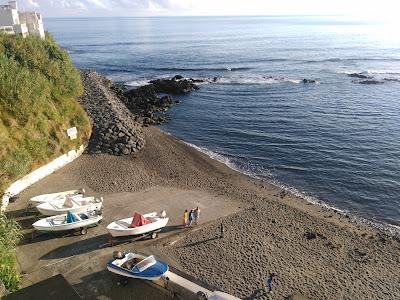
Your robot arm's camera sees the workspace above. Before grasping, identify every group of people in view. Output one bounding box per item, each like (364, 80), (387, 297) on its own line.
(182, 206), (200, 227)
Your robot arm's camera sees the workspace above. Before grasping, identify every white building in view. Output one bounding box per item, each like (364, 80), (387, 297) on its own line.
(0, 1), (44, 39)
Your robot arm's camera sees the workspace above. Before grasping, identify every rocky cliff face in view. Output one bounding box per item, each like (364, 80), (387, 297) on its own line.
(79, 70), (145, 155)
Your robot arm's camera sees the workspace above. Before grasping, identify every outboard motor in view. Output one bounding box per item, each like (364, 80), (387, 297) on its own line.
(113, 251), (125, 259)
(196, 291), (208, 300)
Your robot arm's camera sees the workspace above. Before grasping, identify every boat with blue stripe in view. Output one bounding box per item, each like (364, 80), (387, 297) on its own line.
(107, 252), (168, 280)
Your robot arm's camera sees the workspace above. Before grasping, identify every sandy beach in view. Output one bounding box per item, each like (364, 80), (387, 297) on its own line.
(7, 125), (399, 299)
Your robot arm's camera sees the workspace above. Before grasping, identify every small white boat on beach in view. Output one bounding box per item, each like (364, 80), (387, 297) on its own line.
(36, 196), (103, 216)
(106, 212), (169, 238)
(29, 189), (85, 206)
(107, 251), (168, 280)
(32, 210), (102, 235)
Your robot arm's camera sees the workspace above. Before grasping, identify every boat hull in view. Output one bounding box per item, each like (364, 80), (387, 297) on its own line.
(107, 213), (169, 237)
(33, 215), (102, 232)
(106, 253), (169, 280)
(36, 201), (102, 216)
(29, 190), (84, 206)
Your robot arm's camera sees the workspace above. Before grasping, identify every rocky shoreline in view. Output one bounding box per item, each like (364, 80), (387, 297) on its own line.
(113, 75), (200, 126)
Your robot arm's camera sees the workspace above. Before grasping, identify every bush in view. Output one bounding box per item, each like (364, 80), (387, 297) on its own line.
(0, 214), (22, 292)
(0, 32), (91, 293)
(0, 32), (91, 196)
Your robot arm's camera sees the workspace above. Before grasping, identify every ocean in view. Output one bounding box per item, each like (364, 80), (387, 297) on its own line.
(45, 16), (400, 227)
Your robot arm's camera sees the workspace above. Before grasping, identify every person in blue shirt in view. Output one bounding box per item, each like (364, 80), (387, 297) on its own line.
(265, 273), (275, 293)
(188, 209), (194, 226)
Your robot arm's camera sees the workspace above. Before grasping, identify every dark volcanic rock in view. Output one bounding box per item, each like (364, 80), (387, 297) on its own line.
(120, 75), (201, 126)
(79, 70), (145, 156)
(150, 77), (199, 95)
(356, 80), (384, 85)
(172, 74), (184, 80)
(302, 79), (317, 84)
(347, 73), (372, 79)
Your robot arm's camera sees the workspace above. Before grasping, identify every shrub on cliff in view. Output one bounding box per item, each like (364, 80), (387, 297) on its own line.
(0, 33), (91, 292)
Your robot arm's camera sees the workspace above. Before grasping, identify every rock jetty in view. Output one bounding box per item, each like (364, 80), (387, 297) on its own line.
(79, 70), (145, 155)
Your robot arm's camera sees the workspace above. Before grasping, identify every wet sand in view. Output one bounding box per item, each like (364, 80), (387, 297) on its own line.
(8, 127), (400, 299)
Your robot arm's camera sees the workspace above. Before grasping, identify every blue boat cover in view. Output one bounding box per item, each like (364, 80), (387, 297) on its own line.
(107, 256), (168, 279)
(66, 211), (79, 223)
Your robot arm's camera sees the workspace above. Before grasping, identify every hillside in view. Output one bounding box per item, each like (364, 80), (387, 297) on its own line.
(0, 33), (91, 293)
(0, 33), (91, 196)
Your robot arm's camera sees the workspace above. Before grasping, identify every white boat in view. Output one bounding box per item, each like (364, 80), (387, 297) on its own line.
(106, 212), (169, 238)
(32, 210), (102, 235)
(107, 252), (168, 280)
(36, 196), (103, 216)
(29, 189), (85, 206)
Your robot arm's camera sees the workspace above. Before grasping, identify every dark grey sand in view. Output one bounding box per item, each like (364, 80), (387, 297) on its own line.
(9, 127), (400, 299)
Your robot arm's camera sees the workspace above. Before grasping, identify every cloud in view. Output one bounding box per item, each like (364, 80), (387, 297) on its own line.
(15, 0), (400, 18)
(26, 0), (39, 7)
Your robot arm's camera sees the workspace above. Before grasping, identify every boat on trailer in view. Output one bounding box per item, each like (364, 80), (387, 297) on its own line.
(36, 196), (103, 216)
(32, 210), (102, 235)
(106, 212), (169, 238)
(29, 189), (85, 206)
(107, 252), (168, 280)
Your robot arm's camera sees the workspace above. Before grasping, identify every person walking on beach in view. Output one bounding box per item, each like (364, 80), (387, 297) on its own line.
(188, 209), (194, 227)
(265, 273), (275, 294)
(193, 206), (200, 225)
(183, 209), (188, 227)
(220, 223), (225, 238)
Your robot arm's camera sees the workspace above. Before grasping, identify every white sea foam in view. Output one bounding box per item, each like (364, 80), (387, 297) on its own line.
(175, 136), (399, 238)
(216, 76), (304, 85)
(181, 139), (340, 211)
(365, 70), (400, 75)
(125, 79), (152, 87)
(122, 75), (318, 87)
(337, 69), (400, 76)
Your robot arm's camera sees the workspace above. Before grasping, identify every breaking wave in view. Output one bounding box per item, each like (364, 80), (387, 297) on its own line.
(123, 75), (319, 87)
(177, 137), (400, 238)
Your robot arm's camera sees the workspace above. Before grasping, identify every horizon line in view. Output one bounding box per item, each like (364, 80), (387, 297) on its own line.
(43, 14), (352, 19)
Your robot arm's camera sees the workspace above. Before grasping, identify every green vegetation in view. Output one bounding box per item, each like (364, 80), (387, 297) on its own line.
(0, 33), (91, 292)
(0, 215), (22, 292)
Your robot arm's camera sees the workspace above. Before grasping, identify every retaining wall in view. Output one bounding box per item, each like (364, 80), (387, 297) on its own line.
(1, 145), (86, 211)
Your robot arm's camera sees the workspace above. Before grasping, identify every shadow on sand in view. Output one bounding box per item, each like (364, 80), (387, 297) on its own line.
(6, 207), (38, 219)
(18, 223), (103, 246)
(72, 269), (172, 299)
(162, 225), (184, 233)
(243, 289), (267, 300)
(39, 233), (110, 259)
(178, 236), (220, 248)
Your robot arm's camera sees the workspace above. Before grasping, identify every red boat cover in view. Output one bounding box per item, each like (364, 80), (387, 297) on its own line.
(129, 212), (152, 228)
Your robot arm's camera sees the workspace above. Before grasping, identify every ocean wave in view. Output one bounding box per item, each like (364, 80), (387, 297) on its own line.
(147, 66), (252, 72)
(124, 79), (152, 87)
(365, 70), (400, 75)
(337, 70), (400, 84)
(179, 138), (347, 213)
(123, 75), (319, 87)
(306, 57), (400, 63)
(338, 70), (400, 76)
(178, 138), (400, 238)
(217, 76), (301, 85)
(217, 76), (321, 85)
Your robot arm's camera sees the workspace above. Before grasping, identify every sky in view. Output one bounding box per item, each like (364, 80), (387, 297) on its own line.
(9, 0), (400, 20)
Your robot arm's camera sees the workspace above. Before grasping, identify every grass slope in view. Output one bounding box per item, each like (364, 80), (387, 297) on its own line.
(0, 33), (91, 292)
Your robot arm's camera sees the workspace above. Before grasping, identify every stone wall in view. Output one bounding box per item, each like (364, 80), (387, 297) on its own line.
(79, 70), (145, 155)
